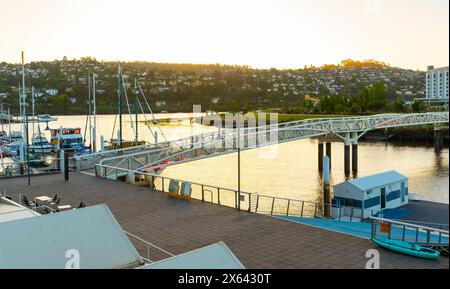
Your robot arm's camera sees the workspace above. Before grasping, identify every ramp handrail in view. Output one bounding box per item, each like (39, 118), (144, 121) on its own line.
(369, 216), (449, 246)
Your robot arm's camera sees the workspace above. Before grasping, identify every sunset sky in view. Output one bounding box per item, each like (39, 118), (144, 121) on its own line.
(0, 0), (448, 70)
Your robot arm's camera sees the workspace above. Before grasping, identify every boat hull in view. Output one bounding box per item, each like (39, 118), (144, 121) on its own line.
(372, 238), (440, 260)
(29, 146), (54, 155)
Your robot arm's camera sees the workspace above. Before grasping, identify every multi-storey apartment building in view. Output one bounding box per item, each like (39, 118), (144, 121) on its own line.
(426, 66), (449, 100)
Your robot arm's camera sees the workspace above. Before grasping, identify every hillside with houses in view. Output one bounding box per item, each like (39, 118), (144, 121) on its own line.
(0, 58), (426, 115)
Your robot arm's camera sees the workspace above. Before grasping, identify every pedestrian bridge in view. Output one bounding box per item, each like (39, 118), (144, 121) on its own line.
(94, 112), (449, 179)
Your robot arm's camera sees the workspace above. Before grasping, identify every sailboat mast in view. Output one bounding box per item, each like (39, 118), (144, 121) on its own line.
(8, 108), (11, 136)
(18, 82), (22, 128)
(92, 73), (97, 152)
(31, 86), (35, 134)
(118, 65), (123, 148)
(0, 104), (4, 133)
(21, 51), (26, 138)
(134, 79), (138, 143)
(88, 73), (92, 150)
(22, 51), (31, 185)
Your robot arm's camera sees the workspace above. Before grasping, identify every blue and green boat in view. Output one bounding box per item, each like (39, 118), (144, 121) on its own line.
(372, 238), (440, 260)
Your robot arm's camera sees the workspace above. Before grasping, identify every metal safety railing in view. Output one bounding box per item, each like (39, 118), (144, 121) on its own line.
(69, 142), (168, 171)
(95, 163), (379, 223)
(254, 194), (380, 222)
(0, 158), (61, 178)
(95, 164), (253, 212)
(369, 216), (449, 247)
(124, 231), (175, 264)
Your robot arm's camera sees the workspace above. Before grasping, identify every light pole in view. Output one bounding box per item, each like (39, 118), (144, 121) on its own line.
(237, 112), (241, 211)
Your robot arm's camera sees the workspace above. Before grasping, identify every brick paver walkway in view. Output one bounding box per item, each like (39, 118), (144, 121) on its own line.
(2, 173), (448, 269)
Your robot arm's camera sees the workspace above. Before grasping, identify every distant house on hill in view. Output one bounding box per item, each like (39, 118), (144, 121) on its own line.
(45, 89), (59, 96)
(155, 100), (167, 108)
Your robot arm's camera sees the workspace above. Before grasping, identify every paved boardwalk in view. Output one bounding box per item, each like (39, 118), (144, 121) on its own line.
(1, 173), (448, 269)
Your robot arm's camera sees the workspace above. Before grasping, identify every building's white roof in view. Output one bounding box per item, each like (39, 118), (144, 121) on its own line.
(0, 197), (40, 223)
(348, 170), (408, 191)
(138, 242), (245, 269)
(0, 204), (142, 269)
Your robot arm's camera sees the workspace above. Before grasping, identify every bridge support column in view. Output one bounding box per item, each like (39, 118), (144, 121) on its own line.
(127, 171), (136, 184)
(326, 142), (332, 170)
(322, 155), (331, 218)
(434, 127), (444, 152)
(344, 133), (351, 177)
(318, 140), (324, 172)
(351, 132), (358, 175)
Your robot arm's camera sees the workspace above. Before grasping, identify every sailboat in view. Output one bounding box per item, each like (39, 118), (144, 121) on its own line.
(105, 66), (146, 150)
(27, 87), (55, 155)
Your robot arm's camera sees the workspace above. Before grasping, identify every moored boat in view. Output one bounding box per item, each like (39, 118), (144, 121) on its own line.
(28, 133), (55, 155)
(0, 147), (6, 158)
(8, 131), (23, 143)
(372, 237), (440, 260)
(50, 128), (83, 153)
(2, 141), (21, 157)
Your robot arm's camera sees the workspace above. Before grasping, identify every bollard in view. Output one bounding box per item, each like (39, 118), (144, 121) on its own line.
(74, 155), (81, 172)
(64, 152), (69, 181)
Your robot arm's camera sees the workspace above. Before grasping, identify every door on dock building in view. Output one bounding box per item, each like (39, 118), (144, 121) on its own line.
(401, 182), (406, 203)
(380, 188), (386, 209)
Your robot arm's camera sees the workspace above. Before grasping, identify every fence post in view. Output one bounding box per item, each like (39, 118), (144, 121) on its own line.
(255, 195), (259, 213)
(270, 198), (275, 215)
(64, 152), (69, 181)
(217, 188), (221, 205)
(75, 155), (80, 172)
(286, 200), (291, 216)
(402, 225), (406, 242)
(371, 220), (376, 239)
(201, 185), (205, 202)
(350, 208), (354, 222)
(426, 230), (431, 245)
(301, 201), (304, 218)
(338, 205), (342, 221)
(314, 203), (318, 218)
(248, 194), (251, 213)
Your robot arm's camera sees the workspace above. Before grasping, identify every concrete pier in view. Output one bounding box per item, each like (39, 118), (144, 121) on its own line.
(351, 132), (358, 175)
(325, 142), (332, 169)
(352, 143), (358, 174)
(323, 156), (331, 218)
(318, 140), (324, 172)
(344, 134), (351, 177)
(434, 128), (444, 152)
(344, 144), (350, 177)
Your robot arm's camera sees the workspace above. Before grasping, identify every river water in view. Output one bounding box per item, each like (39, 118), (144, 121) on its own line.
(2, 114), (448, 204)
